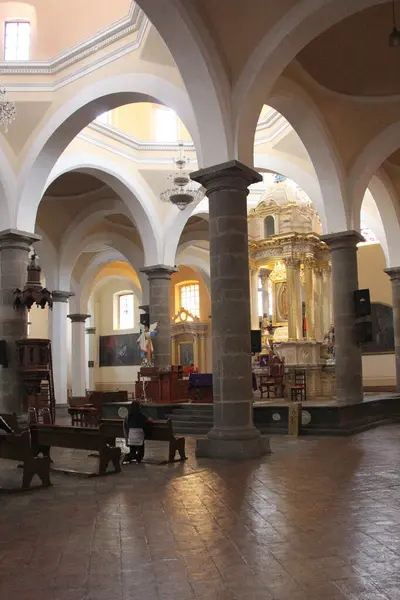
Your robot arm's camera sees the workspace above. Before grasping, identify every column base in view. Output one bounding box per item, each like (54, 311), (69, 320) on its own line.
(196, 435), (271, 460)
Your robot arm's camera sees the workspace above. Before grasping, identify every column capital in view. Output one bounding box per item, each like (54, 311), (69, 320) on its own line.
(52, 290), (74, 303)
(321, 230), (364, 250)
(259, 268), (271, 283)
(190, 160), (262, 193)
(0, 228), (41, 251)
(140, 264), (178, 280)
(385, 267), (400, 281)
(67, 313), (90, 323)
(284, 257), (300, 269)
(86, 327), (96, 335)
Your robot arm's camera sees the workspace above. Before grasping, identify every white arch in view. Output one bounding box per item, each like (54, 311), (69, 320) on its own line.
(176, 246), (211, 293)
(233, 0), (389, 163)
(16, 73), (201, 234)
(0, 142), (16, 228)
(348, 119), (400, 226)
(367, 172), (400, 267)
(266, 79), (347, 232)
(137, 0), (232, 164)
(44, 152), (162, 265)
(254, 152), (326, 229)
(61, 231), (144, 291)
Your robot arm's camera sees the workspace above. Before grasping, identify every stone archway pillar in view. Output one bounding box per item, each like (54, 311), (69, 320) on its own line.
(384, 267), (400, 392)
(50, 291), (73, 405)
(140, 265), (177, 368)
(67, 313), (90, 398)
(0, 229), (41, 414)
(85, 327), (97, 392)
(191, 160), (270, 459)
(321, 231), (363, 404)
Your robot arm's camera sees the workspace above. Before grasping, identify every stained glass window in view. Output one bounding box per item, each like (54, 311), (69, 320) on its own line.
(4, 21), (30, 60)
(118, 293), (134, 329)
(180, 284), (200, 317)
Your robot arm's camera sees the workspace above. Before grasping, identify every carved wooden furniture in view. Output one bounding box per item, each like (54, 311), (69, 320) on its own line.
(257, 357), (285, 399)
(68, 406), (99, 427)
(68, 391), (128, 426)
(0, 417), (51, 491)
(135, 366), (189, 403)
(16, 338), (55, 422)
(101, 418), (187, 463)
(291, 370), (307, 402)
(29, 410), (121, 476)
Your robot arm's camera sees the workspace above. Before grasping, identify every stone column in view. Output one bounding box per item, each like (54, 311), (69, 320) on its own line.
(0, 229), (41, 414)
(384, 267), (400, 392)
(260, 269), (271, 318)
(250, 268), (259, 329)
(140, 265), (177, 368)
(67, 313), (90, 397)
(304, 258), (315, 341)
(321, 231), (363, 404)
(285, 258), (300, 341)
(191, 160), (269, 459)
(50, 291), (73, 405)
(85, 327), (97, 391)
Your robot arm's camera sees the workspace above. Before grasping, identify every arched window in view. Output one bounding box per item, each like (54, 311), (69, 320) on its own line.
(115, 292), (134, 330)
(264, 216), (275, 238)
(155, 107), (177, 142)
(4, 21), (30, 60)
(179, 283), (200, 317)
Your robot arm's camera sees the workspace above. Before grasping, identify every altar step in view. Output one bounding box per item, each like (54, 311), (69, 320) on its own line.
(167, 404), (213, 434)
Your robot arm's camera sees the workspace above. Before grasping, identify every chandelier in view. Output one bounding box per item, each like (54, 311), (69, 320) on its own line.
(13, 252), (53, 311)
(160, 142), (204, 210)
(0, 82), (16, 132)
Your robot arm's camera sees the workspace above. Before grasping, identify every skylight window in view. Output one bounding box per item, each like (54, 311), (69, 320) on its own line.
(155, 108), (177, 142)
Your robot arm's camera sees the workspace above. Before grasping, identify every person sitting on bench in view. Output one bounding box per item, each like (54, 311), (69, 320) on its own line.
(123, 401), (152, 464)
(0, 416), (14, 442)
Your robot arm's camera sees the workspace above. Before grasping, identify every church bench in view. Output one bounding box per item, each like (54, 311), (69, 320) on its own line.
(29, 423), (121, 476)
(101, 418), (187, 463)
(0, 429), (51, 491)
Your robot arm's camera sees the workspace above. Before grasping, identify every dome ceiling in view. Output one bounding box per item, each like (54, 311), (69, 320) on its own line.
(297, 3), (400, 97)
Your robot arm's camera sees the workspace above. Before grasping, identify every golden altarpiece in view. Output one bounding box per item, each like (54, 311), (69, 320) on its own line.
(171, 308), (208, 372)
(248, 178), (336, 399)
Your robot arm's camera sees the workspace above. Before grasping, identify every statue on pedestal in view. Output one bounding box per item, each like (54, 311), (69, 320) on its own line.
(138, 322), (158, 366)
(323, 325), (335, 364)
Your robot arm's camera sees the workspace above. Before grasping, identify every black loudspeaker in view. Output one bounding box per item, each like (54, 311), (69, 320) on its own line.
(140, 313), (150, 328)
(0, 340), (8, 367)
(354, 289), (371, 318)
(356, 320), (373, 344)
(251, 330), (262, 354)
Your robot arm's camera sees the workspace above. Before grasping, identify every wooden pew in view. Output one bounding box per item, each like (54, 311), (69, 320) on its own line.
(29, 419), (121, 476)
(0, 429), (51, 491)
(101, 418), (187, 463)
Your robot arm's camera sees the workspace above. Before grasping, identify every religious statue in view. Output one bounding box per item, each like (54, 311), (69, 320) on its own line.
(137, 322), (158, 365)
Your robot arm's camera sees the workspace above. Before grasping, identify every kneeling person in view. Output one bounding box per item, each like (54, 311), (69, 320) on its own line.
(123, 400), (152, 463)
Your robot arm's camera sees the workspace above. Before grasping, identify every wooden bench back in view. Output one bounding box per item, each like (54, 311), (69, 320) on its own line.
(149, 419), (174, 441)
(30, 423), (104, 452)
(0, 430), (30, 462)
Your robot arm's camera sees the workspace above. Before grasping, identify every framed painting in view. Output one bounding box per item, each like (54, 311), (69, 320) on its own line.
(99, 333), (141, 367)
(179, 342), (194, 366)
(362, 303), (394, 355)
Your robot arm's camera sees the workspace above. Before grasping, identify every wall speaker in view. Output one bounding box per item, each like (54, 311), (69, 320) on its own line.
(354, 289), (371, 318)
(356, 320), (373, 344)
(140, 313), (150, 328)
(251, 330), (262, 354)
(0, 340), (8, 368)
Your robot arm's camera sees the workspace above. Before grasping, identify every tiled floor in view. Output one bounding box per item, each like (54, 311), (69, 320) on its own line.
(2, 426), (400, 599)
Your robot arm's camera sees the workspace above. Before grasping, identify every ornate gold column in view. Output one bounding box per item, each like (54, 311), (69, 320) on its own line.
(171, 336), (176, 365)
(200, 334), (206, 372)
(260, 269), (271, 318)
(313, 267), (324, 341)
(304, 258), (315, 341)
(321, 264), (332, 335)
(285, 258), (300, 341)
(194, 333), (199, 369)
(250, 267), (260, 329)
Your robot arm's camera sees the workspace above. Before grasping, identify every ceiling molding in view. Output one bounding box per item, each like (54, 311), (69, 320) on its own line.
(1, 2), (143, 77)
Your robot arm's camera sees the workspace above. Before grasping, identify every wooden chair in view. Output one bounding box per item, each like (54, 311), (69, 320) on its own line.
(291, 370), (307, 402)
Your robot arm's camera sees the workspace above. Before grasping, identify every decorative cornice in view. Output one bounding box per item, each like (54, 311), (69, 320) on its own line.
(1, 2), (143, 77)
(52, 290), (74, 303)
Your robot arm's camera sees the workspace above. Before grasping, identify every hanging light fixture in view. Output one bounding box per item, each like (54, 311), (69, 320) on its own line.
(13, 252), (53, 311)
(389, 0), (400, 46)
(160, 142), (204, 211)
(0, 80), (16, 131)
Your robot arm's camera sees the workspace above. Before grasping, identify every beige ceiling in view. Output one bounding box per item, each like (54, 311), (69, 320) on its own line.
(45, 173), (105, 197)
(297, 4), (400, 96)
